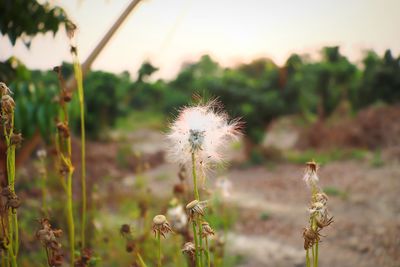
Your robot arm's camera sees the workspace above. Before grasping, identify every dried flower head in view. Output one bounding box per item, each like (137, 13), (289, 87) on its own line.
(36, 219), (64, 266)
(302, 227), (322, 250)
(166, 100), (240, 166)
(182, 242), (196, 257)
(0, 82), (12, 96)
(152, 215), (172, 238)
(303, 160), (319, 187)
(56, 122), (70, 138)
(201, 221), (215, 238)
(186, 200), (207, 220)
(10, 133), (23, 146)
(1, 94), (15, 113)
(315, 192), (328, 205)
(309, 201), (327, 217)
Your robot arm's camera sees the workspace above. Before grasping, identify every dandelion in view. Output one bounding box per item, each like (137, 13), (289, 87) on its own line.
(152, 215), (172, 267)
(182, 242), (196, 258)
(166, 100), (241, 167)
(167, 99), (240, 267)
(186, 200), (207, 221)
(303, 160), (319, 188)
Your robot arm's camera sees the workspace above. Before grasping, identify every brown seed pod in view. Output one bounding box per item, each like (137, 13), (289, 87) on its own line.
(56, 122), (70, 138)
(152, 215), (172, 238)
(316, 216), (334, 229)
(10, 133), (23, 146)
(120, 224), (131, 236)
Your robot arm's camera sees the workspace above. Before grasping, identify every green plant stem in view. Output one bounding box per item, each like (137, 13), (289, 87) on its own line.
(205, 237), (210, 267)
(192, 221), (201, 267)
(66, 169), (75, 266)
(314, 241), (319, 267)
(197, 219), (204, 267)
(191, 152), (204, 267)
(73, 57), (87, 249)
(191, 152), (199, 200)
(157, 231), (161, 267)
(305, 249), (311, 267)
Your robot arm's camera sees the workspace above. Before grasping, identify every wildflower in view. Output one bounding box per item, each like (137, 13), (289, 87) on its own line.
(182, 242), (196, 257)
(201, 221), (215, 238)
(186, 199), (207, 220)
(152, 215), (172, 238)
(166, 100), (240, 166)
(303, 160), (319, 187)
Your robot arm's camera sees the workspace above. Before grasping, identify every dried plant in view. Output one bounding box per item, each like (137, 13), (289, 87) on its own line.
(36, 218), (64, 267)
(302, 161), (334, 267)
(0, 82), (20, 267)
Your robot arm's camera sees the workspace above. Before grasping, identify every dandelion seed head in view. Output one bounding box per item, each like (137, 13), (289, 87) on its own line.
(303, 160), (319, 187)
(166, 100), (241, 166)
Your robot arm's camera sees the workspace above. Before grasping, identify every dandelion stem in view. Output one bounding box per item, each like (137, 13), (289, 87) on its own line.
(157, 231), (161, 267)
(191, 152), (199, 200)
(66, 169), (75, 266)
(305, 249), (311, 267)
(314, 241), (319, 267)
(192, 221), (201, 267)
(72, 54), (87, 249)
(205, 237), (211, 267)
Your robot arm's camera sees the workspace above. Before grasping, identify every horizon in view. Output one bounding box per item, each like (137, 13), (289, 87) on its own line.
(1, 0), (399, 80)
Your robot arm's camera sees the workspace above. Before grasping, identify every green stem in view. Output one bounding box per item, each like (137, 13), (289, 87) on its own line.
(205, 237), (210, 267)
(306, 249), (311, 267)
(314, 240), (319, 267)
(191, 152), (199, 200)
(66, 170), (75, 265)
(197, 219), (204, 267)
(157, 231), (161, 267)
(73, 56), (87, 249)
(192, 221), (200, 267)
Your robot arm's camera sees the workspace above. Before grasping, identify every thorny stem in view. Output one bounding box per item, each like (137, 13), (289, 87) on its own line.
(72, 53), (87, 249)
(157, 231), (161, 267)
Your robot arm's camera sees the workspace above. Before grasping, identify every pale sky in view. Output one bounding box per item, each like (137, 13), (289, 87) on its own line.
(1, 0), (399, 79)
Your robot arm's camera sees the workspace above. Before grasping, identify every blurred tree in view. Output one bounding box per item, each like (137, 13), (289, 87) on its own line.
(0, 0), (72, 46)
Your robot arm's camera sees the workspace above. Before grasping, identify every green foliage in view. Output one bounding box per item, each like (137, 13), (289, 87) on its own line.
(0, 0), (72, 46)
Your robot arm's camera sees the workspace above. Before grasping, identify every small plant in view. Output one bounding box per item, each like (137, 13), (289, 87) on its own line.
(0, 82), (21, 267)
(36, 219), (64, 266)
(53, 66), (76, 265)
(152, 214), (172, 267)
(302, 161), (334, 267)
(166, 98), (241, 267)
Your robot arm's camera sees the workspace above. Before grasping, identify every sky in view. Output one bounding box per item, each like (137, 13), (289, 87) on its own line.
(1, 0), (400, 80)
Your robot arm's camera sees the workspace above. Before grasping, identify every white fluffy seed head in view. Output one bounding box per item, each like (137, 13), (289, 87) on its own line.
(166, 100), (241, 167)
